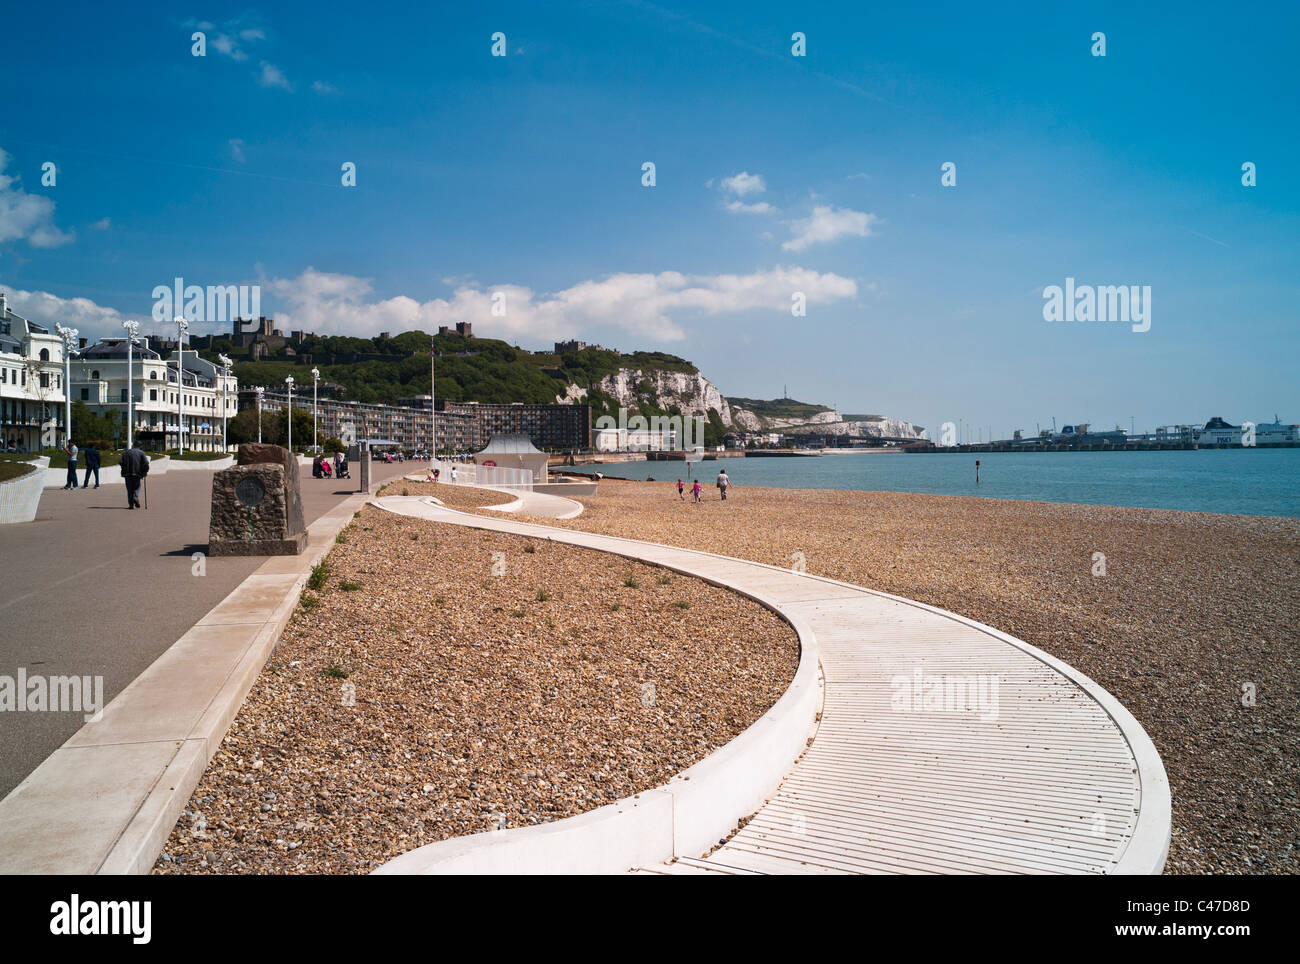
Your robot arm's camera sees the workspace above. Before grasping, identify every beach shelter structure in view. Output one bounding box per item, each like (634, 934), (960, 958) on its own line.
(473, 433), (550, 482)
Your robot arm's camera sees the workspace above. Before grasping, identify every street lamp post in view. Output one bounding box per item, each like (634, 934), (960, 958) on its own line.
(285, 376), (295, 454)
(54, 324), (79, 449)
(218, 354), (233, 453)
(122, 321), (140, 449)
(173, 316), (188, 454)
(254, 386), (265, 443)
(311, 367), (320, 453)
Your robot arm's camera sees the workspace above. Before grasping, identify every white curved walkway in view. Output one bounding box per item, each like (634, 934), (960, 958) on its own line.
(373, 495), (1170, 875)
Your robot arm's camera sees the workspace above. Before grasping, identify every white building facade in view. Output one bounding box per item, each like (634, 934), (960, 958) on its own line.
(72, 338), (237, 451)
(1, 293), (67, 451)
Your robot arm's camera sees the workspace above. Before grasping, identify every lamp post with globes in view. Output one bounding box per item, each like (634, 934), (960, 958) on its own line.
(255, 386), (265, 444)
(285, 375), (295, 454)
(217, 354), (233, 452)
(173, 316), (188, 454)
(122, 321), (141, 449)
(311, 367), (320, 453)
(54, 324), (79, 449)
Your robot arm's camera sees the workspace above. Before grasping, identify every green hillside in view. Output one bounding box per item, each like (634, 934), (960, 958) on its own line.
(726, 396), (834, 421)
(200, 331), (696, 412)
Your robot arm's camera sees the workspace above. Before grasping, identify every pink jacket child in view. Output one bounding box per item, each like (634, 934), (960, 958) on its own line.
(691, 480), (702, 502)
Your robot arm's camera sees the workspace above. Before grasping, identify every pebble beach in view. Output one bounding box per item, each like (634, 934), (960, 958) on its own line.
(154, 501), (797, 874)
(154, 475), (1298, 875)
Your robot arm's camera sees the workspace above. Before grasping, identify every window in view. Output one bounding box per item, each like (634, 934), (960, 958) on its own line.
(80, 388), (89, 401)
(92, 370), (100, 380)
(40, 373), (49, 388)
(120, 389), (128, 403)
(39, 348), (49, 361)
(150, 389), (157, 401)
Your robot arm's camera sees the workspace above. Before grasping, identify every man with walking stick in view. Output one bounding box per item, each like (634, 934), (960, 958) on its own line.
(121, 441), (150, 510)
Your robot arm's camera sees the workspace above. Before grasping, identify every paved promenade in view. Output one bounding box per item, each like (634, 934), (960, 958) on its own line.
(374, 496), (1170, 874)
(0, 459), (409, 797)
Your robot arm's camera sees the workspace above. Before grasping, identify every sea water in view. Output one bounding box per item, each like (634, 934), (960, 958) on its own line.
(589, 449), (1300, 518)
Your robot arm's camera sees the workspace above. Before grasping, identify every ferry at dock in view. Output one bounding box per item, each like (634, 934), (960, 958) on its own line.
(1197, 416), (1300, 446)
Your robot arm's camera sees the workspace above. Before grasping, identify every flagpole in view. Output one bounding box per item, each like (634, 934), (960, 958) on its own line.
(430, 339), (436, 464)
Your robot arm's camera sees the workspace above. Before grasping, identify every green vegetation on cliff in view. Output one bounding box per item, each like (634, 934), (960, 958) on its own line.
(204, 332), (696, 409)
(726, 396), (833, 421)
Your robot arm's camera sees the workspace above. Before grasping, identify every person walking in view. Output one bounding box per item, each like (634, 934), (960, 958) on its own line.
(676, 477), (685, 500)
(62, 439), (78, 490)
(450, 464), (458, 484)
(334, 451), (345, 478)
(82, 443), (101, 489)
(716, 469), (731, 501)
(691, 479), (702, 503)
(120, 441), (150, 510)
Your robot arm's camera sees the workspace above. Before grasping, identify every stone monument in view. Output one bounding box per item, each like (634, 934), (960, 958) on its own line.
(208, 443), (307, 556)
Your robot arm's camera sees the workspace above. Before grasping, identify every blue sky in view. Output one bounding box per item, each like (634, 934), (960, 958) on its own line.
(1, 1), (1296, 438)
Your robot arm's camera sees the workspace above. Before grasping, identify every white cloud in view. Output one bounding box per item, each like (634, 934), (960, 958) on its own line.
(0, 285), (129, 336)
(89, 217), (112, 230)
(725, 200), (775, 215)
(720, 171), (765, 196)
(311, 80), (337, 94)
(268, 265), (857, 343)
(0, 148), (74, 248)
(783, 205), (878, 251)
(188, 16), (263, 62)
(228, 138), (245, 162)
(1, 265), (859, 346)
(257, 61), (292, 90)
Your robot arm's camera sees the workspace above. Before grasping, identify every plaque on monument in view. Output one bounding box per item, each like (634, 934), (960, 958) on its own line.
(208, 443), (308, 556)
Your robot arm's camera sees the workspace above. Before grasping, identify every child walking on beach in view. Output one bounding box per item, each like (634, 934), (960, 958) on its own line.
(691, 479), (702, 503)
(677, 478), (685, 500)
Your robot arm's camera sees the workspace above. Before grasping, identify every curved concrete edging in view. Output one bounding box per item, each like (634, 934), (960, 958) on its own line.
(370, 498), (1170, 876)
(0, 457), (49, 523)
(523, 520), (1172, 875)
(392, 475), (584, 519)
(371, 497), (823, 875)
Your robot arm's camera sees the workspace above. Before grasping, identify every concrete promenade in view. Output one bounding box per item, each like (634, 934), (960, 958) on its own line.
(0, 458), (409, 798)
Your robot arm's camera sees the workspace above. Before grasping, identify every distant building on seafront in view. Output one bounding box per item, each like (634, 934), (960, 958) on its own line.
(241, 392), (592, 454)
(73, 338), (237, 451)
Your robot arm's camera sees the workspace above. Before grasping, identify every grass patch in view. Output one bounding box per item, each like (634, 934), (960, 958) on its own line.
(299, 592), (321, 611)
(307, 561), (331, 591)
(321, 663), (348, 679)
(0, 462), (35, 483)
(340, 580), (362, 592)
(656, 573), (672, 585)
(523, 544), (536, 554)
(623, 576), (640, 589)
(536, 589), (550, 602)
(510, 608), (526, 618)
(674, 600), (691, 610)
(610, 602), (622, 612)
